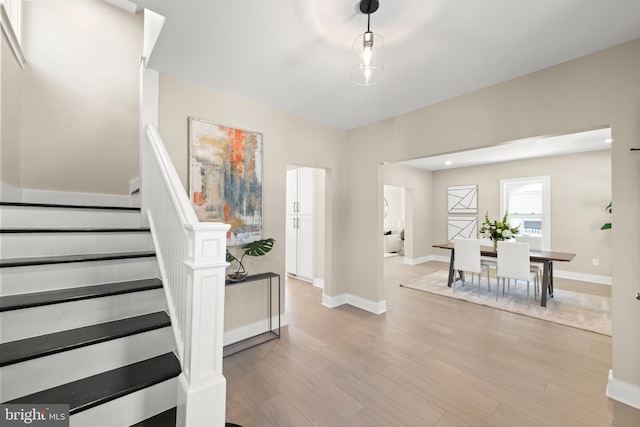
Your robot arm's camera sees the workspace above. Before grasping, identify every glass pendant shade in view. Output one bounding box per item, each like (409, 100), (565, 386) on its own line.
(351, 31), (384, 86)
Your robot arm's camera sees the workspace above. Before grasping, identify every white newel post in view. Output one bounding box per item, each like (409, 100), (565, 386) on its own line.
(177, 224), (230, 427)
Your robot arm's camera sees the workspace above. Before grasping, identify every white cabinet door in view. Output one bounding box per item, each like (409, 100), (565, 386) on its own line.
(296, 214), (314, 280)
(285, 215), (298, 275)
(297, 168), (314, 215)
(286, 170), (298, 215)
(285, 167), (315, 281)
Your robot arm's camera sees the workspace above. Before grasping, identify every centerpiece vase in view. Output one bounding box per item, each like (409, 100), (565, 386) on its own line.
(493, 239), (499, 252)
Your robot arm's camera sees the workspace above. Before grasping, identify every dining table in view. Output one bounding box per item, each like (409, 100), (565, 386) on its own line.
(433, 242), (576, 307)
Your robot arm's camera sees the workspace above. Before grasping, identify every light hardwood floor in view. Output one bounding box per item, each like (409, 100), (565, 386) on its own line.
(224, 257), (639, 426)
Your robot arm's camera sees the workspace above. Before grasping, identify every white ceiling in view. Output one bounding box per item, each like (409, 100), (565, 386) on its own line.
(398, 127), (611, 171)
(131, 0), (640, 131)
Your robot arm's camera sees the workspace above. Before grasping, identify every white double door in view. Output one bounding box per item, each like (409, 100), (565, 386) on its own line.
(286, 168), (314, 282)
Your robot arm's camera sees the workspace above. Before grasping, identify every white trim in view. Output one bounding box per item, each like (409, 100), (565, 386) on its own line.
(500, 175), (551, 251)
(0, 182), (21, 202)
(103, 0), (142, 14)
(553, 269), (611, 285)
(322, 293), (387, 314)
(313, 278), (325, 289)
(322, 293), (347, 308)
(129, 176), (141, 194)
(1, 4), (25, 68)
(223, 313), (288, 346)
(404, 255), (441, 265)
(606, 370), (640, 410)
(20, 188), (140, 207)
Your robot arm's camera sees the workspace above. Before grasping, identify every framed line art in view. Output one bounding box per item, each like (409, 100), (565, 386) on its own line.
(447, 216), (478, 242)
(188, 117), (263, 245)
(447, 184), (478, 214)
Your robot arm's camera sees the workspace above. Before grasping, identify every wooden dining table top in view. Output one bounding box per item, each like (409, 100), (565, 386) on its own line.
(433, 242), (576, 263)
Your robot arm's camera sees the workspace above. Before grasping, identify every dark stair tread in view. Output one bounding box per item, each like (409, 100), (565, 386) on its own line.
(0, 201), (140, 211)
(0, 311), (170, 367)
(131, 407), (176, 427)
(0, 278), (163, 312)
(0, 227), (150, 233)
(7, 352), (181, 415)
(131, 408), (244, 427)
(0, 251), (156, 268)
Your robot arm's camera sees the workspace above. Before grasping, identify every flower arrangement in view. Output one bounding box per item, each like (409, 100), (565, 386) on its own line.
(480, 212), (519, 250)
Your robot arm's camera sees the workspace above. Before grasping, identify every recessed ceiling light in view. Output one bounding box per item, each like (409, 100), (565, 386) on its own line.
(445, 161), (453, 166)
(605, 138), (613, 143)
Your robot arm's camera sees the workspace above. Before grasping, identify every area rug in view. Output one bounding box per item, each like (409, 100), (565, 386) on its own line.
(400, 270), (611, 336)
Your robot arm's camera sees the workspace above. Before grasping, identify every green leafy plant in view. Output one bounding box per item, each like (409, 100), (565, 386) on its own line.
(480, 211), (520, 244)
(226, 238), (275, 280)
(601, 202), (612, 230)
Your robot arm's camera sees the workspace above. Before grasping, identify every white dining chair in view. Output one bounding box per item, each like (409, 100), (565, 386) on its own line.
(453, 238), (491, 296)
(515, 236), (543, 286)
(496, 241), (539, 307)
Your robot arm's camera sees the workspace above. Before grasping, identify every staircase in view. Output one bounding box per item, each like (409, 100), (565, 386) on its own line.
(0, 200), (181, 426)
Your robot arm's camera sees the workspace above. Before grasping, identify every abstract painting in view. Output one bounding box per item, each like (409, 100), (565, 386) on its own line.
(188, 117), (263, 245)
(448, 184), (478, 214)
(448, 217), (478, 242)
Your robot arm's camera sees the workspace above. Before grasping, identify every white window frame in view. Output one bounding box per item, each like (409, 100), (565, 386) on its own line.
(500, 176), (551, 251)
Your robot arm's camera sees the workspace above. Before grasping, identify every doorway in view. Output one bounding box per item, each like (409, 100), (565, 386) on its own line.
(285, 165), (326, 288)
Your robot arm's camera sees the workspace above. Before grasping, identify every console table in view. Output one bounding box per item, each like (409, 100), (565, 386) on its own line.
(223, 272), (281, 358)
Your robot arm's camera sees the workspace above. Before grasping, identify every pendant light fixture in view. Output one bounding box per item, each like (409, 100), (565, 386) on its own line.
(352, 0), (384, 86)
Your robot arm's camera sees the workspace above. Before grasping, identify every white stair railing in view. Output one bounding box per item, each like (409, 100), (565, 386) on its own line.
(141, 122), (229, 427)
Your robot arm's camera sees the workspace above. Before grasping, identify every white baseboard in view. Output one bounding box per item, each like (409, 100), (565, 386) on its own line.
(313, 278), (324, 289)
(0, 182), (21, 202)
(223, 313), (288, 346)
(322, 293), (387, 315)
(606, 369), (640, 410)
(1, 183), (138, 207)
(554, 269), (611, 285)
(404, 255), (445, 265)
(20, 188), (139, 207)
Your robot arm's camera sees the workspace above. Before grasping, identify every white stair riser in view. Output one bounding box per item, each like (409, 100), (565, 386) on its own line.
(0, 206), (141, 228)
(0, 232), (154, 258)
(0, 258), (159, 296)
(0, 289), (166, 343)
(0, 327), (174, 401)
(70, 377), (177, 427)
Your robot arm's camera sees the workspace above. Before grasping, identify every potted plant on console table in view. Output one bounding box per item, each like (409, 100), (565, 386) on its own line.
(226, 238), (276, 282)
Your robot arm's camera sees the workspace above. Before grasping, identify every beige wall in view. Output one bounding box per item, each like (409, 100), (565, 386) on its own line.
(18, 1), (142, 195)
(1, 17), (23, 187)
(348, 39), (640, 389)
(158, 74), (348, 331)
(431, 150), (612, 277)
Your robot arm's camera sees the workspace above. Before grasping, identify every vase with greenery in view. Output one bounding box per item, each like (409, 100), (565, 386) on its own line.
(226, 238), (275, 282)
(479, 211), (520, 251)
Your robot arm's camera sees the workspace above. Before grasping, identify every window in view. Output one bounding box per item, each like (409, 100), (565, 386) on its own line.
(500, 176), (550, 250)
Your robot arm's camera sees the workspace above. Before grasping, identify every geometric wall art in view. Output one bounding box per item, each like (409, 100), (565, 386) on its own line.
(447, 216), (478, 242)
(447, 184), (478, 214)
(188, 117), (263, 246)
